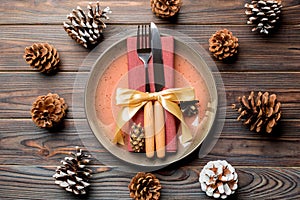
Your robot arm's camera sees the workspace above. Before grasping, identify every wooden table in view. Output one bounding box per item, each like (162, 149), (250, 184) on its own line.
(1, 1), (299, 199)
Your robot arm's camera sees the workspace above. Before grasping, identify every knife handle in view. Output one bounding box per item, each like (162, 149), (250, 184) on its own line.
(154, 101), (165, 158)
(144, 101), (155, 158)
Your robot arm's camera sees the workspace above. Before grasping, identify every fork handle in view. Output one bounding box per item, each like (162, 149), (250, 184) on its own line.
(145, 63), (150, 92)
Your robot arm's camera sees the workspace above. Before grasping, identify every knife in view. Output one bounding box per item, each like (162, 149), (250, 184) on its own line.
(151, 22), (165, 158)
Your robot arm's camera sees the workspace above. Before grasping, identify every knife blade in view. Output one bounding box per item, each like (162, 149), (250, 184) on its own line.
(151, 22), (165, 92)
(151, 22), (165, 158)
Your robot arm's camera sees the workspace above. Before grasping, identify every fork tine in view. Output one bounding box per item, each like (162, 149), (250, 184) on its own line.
(148, 24), (151, 48)
(137, 24), (151, 49)
(146, 25), (149, 48)
(136, 24), (152, 93)
(145, 25), (148, 48)
(137, 25), (140, 50)
(142, 25), (146, 49)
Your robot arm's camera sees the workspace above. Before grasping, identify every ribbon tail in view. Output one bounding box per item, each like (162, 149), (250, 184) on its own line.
(181, 123), (193, 143)
(113, 129), (125, 145)
(161, 99), (193, 143)
(113, 104), (146, 145)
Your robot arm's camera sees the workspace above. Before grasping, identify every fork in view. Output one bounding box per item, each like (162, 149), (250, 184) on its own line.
(137, 24), (152, 92)
(136, 24), (155, 158)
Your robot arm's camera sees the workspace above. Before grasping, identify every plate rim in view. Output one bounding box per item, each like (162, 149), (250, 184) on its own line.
(84, 32), (218, 168)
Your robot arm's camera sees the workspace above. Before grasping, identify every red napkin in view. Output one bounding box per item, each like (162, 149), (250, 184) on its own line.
(126, 36), (177, 152)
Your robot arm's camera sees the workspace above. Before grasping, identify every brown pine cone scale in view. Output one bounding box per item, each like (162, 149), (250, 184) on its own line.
(232, 91), (282, 133)
(31, 93), (67, 128)
(209, 29), (239, 61)
(24, 43), (59, 74)
(129, 172), (161, 200)
(150, 0), (182, 18)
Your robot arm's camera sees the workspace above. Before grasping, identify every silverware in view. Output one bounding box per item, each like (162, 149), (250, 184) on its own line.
(151, 22), (165, 158)
(136, 24), (152, 92)
(137, 24), (155, 158)
(151, 22), (165, 92)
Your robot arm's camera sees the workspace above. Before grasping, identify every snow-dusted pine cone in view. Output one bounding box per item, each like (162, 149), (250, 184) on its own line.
(209, 29), (239, 61)
(179, 100), (199, 117)
(53, 146), (92, 195)
(232, 91), (282, 133)
(150, 0), (182, 18)
(130, 123), (145, 153)
(199, 160), (238, 199)
(63, 1), (111, 48)
(23, 43), (60, 74)
(245, 0), (282, 34)
(31, 93), (67, 128)
(129, 172), (162, 200)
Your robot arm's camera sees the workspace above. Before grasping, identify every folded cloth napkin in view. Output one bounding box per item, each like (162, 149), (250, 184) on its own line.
(126, 36), (177, 152)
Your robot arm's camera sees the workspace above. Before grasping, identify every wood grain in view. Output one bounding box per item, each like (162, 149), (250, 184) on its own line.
(0, 0), (299, 199)
(0, 119), (299, 167)
(0, 72), (299, 119)
(1, 24), (299, 72)
(0, 165), (298, 199)
(0, 0), (299, 25)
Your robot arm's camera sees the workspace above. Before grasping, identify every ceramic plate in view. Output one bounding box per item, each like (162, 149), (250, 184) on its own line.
(85, 33), (218, 168)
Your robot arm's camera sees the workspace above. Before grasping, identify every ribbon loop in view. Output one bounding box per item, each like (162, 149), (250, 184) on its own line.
(113, 87), (195, 145)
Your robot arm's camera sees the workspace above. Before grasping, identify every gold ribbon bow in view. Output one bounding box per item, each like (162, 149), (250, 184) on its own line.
(113, 87), (195, 145)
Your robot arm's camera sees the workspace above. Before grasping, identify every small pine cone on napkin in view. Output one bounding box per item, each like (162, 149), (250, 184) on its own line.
(199, 160), (238, 199)
(130, 123), (145, 153)
(23, 43), (60, 74)
(31, 93), (67, 128)
(63, 1), (111, 48)
(232, 91), (282, 133)
(150, 0), (182, 18)
(179, 100), (199, 117)
(53, 146), (92, 195)
(209, 29), (239, 61)
(129, 172), (162, 200)
(245, 0), (282, 34)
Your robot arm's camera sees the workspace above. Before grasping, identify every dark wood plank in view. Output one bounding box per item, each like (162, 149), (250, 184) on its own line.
(1, 24), (299, 72)
(0, 0), (299, 25)
(0, 1), (299, 199)
(0, 72), (299, 119)
(0, 119), (299, 167)
(0, 72), (84, 119)
(0, 165), (299, 199)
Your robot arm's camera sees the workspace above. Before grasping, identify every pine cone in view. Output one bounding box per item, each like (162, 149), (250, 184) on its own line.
(31, 93), (67, 128)
(150, 0), (182, 18)
(199, 160), (238, 199)
(63, 1), (111, 48)
(53, 146), (92, 195)
(129, 172), (162, 200)
(232, 91), (282, 133)
(130, 123), (145, 153)
(179, 100), (199, 117)
(245, 0), (282, 34)
(209, 29), (239, 61)
(23, 43), (59, 74)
